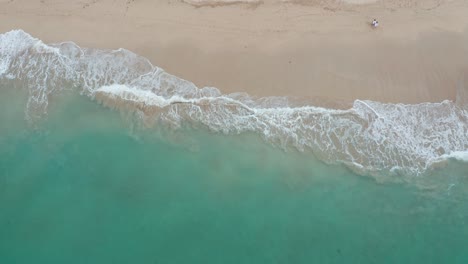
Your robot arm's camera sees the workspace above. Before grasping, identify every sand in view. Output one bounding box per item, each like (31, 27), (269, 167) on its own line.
(1, 0), (468, 106)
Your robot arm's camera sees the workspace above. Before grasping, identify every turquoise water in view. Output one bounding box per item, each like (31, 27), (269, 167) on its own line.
(1, 29), (468, 263)
(1, 85), (468, 263)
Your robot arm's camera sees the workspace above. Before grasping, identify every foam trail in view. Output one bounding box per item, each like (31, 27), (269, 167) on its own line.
(440, 151), (468, 162)
(96, 84), (468, 177)
(1, 29), (467, 178)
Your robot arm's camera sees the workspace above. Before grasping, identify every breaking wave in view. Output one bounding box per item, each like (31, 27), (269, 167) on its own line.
(1, 30), (467, 177)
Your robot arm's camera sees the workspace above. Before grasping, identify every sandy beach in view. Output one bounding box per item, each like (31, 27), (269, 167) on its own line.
(1, 0), (468, 106)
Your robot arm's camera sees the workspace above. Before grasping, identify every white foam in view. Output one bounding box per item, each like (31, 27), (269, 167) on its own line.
(96, 84), (186, 108)
(0, 30), (39, 77)
(1, 29), (467, 177)
(441, 151), (468, 162)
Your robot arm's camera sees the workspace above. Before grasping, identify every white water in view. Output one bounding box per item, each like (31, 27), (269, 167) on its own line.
(1, 30), (467, 177)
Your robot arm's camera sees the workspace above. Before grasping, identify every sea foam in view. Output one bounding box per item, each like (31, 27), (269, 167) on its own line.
(1, 30), (467, 177)
(440, 151), (468, 162)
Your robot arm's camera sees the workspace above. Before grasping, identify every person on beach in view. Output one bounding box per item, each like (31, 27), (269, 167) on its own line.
(372, 19), (379, 28)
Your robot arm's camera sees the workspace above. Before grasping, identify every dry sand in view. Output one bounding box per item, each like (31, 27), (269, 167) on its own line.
(1, 0), (468, 106)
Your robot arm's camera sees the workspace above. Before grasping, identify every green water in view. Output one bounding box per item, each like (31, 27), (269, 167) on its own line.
(1, 87), (468, 264)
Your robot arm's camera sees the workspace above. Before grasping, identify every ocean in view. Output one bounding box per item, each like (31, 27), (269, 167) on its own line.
(1, 30), (468, 263)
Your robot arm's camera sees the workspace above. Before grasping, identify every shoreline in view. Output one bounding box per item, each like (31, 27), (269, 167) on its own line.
(1, 0), (468, 105)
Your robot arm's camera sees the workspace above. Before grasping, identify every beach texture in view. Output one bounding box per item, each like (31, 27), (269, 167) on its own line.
(1, 0), (468, 104)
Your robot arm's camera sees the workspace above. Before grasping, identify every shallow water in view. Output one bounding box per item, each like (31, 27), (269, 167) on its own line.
(2, 30), (467, 177)
(1, 85), (468, 263)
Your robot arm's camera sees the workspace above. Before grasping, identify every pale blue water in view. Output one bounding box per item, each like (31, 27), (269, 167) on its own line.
(1, 85), (468, 264)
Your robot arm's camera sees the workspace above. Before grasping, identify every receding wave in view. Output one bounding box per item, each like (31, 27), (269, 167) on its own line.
(1, 30), (467, 178)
